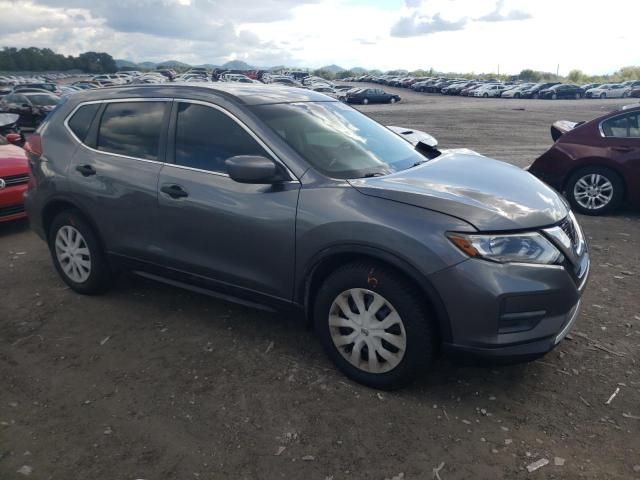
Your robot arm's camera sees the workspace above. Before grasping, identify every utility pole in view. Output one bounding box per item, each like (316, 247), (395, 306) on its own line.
(497, 64), (500, 76)
(556, 64), (560, 77)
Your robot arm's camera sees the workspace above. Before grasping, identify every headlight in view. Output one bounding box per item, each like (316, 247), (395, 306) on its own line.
(447, 232), (562, 265)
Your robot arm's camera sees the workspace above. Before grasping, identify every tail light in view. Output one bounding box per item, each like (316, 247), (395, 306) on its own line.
(25, 133), (43, 158)
(25, 133), (42, 190)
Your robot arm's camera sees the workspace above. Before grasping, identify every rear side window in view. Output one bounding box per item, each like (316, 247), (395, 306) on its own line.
(68, 103), (100, 142)
(602, 112), (640, 138)
(174, 102), (270, 173)
(97, 102), (166, 160)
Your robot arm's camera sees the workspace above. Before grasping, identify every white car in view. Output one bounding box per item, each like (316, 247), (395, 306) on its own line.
(473, 84), (507, 97)
(586, 83), (630, 99)
(501, 83), (535, 98)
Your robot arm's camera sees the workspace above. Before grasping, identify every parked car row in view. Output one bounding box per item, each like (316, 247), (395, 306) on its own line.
(344, 75), (640, 100)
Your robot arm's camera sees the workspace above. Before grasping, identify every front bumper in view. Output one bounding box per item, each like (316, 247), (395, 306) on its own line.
(430, 251), (589, 362)
(0, 184), (28, 223)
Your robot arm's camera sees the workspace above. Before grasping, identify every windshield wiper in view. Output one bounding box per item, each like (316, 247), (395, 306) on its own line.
(363, 172), (386, 178)
(411, 160), (429, 168)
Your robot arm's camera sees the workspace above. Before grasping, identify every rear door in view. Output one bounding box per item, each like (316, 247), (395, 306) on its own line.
(600, 110), (640, 204)
(156, 100), (300, 301)
(67, 99), (170, 261)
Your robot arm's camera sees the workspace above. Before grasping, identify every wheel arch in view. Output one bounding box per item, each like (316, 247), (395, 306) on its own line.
(42, 197), (107, 250)
(299, 245), (452, 343)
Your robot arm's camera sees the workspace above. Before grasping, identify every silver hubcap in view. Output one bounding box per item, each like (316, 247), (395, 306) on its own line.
(55, 225), (91, 283)
(328, 289), (406, 374)
(574, 174), (613, 210)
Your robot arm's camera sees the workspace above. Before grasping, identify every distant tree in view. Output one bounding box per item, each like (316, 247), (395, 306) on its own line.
(0, 46), (116, 73)
(312, 69), (335, 80)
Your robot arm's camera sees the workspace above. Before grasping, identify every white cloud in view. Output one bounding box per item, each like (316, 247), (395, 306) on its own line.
(0, 0), (638, 74)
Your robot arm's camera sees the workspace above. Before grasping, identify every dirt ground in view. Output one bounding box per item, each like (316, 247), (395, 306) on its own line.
(1, 85), (639, 480)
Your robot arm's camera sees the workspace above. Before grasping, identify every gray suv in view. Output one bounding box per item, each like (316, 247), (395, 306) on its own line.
(25, 84), (589, 389)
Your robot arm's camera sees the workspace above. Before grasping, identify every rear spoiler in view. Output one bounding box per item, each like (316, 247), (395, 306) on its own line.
(550, 120), (585, 141)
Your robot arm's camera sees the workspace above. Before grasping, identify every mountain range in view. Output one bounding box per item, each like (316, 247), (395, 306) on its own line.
(115, 59), (361, 73)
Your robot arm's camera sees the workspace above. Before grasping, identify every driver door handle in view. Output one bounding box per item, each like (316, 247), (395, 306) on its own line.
(161, 184), (189, 199)
(611, 146), (632, 152)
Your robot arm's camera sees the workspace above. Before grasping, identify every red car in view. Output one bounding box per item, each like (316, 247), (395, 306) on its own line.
(528, 104), (640, 215)
(0, 133), (29, 223)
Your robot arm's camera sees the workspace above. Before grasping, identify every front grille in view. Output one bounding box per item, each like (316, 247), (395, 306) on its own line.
(560, 217), (578, 248)
(1, 174), (29, 186)
(0, 203), (25, 217)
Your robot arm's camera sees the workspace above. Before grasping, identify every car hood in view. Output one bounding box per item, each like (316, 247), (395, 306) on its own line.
(348, 152), (568, 231)
(0, 144), (28, 174)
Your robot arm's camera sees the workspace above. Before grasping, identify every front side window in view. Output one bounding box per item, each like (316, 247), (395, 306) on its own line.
(174, 102), (270, 174)
(602, 112), (640, 138)
(97, 102), (166, 160)
(252, 101), (426, 178)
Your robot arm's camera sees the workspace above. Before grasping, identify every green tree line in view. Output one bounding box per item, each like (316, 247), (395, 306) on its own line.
(0, 47), (117, 73)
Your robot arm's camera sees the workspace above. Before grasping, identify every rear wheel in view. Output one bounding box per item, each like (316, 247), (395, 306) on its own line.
(600, 93), (606, 99)
(552, 93), (558, 100)
(515, 92), (521, 98)
(48, 210), (112, 294)
(483, 93), (489, 98)
(575, 92), (581, 99)
(566, 166), (623, 215)
(362, 98), (369, 105)
(314, 262), (435, 390)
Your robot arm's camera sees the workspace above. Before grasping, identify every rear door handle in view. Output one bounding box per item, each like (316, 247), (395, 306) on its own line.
(612, 146), (632, 152)
(161, 184), (189, 199)
(75, 164), (96, 176)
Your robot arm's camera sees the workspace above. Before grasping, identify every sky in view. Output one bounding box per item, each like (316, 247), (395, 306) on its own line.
(0, 0), (638, 75)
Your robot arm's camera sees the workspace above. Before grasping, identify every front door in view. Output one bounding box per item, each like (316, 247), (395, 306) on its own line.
(157, 100), (300, 301)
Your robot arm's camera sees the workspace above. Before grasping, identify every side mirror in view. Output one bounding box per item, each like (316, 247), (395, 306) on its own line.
(225, 155), (283, 184)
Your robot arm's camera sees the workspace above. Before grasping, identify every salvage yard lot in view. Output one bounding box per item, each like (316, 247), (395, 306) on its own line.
(1, 85), (639, 479)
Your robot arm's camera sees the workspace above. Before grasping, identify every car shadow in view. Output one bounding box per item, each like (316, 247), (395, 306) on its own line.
(0, 218), (30, 237)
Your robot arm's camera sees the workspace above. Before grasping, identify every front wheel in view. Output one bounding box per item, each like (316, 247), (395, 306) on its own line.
(389, 97), (396, 104)
(483, 93), (489, 98)
(623, 92), (629, 98)
(533, 93), (539, 99)
(600, 93), (606, 99)
(48, 210), (112, 294)
(314, 262), (435, 390)
(566, 167), (623, 215)
(575, 92), (581, 99)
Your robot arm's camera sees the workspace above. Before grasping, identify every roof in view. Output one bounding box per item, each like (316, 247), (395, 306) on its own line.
(70, 82), (336, 106)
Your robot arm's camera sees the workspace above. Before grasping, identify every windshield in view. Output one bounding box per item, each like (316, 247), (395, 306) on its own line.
(28, 94), (60, 106)
(252, 101), (425, 178)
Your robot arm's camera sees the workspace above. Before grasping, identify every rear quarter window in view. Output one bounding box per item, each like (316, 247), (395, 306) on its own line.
(67, 103), (100, 142)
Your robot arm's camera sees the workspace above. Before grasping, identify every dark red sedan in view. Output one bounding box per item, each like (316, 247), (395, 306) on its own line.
(528, 104), (640, 215)
(0, 134), (29, 223)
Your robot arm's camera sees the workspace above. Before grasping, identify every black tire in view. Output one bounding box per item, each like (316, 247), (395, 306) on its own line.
(565, 166), (624, 215)
(515, 92), (521, 98)
(314, 262), (435, 390)
(533, 93), (539, 99)
(600, 93), (606, 99)
(48, 210), (112, 294)
(483, 93), (489, 98)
